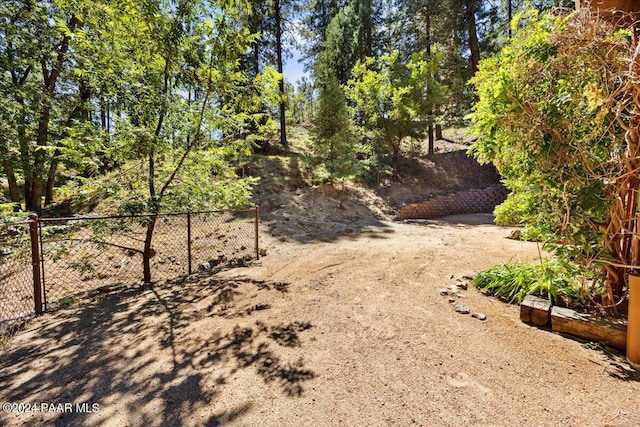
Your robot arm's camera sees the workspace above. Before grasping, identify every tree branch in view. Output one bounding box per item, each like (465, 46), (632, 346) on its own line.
(158, 50), (216, 199)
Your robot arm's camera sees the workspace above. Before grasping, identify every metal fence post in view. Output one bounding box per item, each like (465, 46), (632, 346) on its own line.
(29, 214), (43, 314)
(187, 211), (192, 275)
(255, 205), (259, 260)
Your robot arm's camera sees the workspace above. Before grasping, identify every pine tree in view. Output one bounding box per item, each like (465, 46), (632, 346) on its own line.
(311, 77), (355, 184)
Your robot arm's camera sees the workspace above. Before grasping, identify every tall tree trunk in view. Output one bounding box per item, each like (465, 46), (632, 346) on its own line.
(252, 32), (260, 78)
(507, 0), (512, 39)
(466, 1), (480, 75)
(426, 13), (435, 155)
(44, 149), (60, 206)
(100, 98), (107, 130)
(274, 0), (289, 151)
(428, 121), (435, 155)
(17, 122), (32, 210)
(435, 124), (443, 140)
(391, 143), (400, 180)
(2, 155), (21, 211)
(31, 14), (78, 214)
(143, 215), (157, 285)
(141, 46), (175, 286)
(143, 145), (158, 285)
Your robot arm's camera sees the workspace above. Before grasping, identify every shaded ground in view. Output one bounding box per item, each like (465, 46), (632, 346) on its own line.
(1, 215), (640, 426)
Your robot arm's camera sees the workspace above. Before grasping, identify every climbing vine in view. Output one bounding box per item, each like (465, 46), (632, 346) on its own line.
(470, 8), (640, 304)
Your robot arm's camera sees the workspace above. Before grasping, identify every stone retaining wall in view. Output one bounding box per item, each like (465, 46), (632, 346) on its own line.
(396, 183), (509, 220)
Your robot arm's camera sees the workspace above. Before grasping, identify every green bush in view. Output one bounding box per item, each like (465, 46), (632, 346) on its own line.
(469, 9), (633, 298)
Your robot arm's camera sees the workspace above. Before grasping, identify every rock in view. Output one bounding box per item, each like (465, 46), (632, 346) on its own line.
(259, 248), (268, 256)
(448, 297), (456, 303)
(456, 293), (465, 298)
(454, 305), (470, 314)
(448, 284), (458, 292)
(448, 274), (454, 280)
(462, 274), (474, 280)
(458, 282), (468, 290)
(472, 313), (487, 321)
(480, 289), (492, 296)
(509, 230), (522, 240)
(199, 262), (211, 271)
(439, 288), (449, 296)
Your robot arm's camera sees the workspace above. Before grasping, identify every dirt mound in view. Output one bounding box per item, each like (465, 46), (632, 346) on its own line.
(250, 136), (501, 242)
(374, 150), (501, 210)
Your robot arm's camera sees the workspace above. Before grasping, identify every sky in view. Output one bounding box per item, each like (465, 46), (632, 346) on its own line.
(283, 49), (308, 85)
(282, 28), (309, 86)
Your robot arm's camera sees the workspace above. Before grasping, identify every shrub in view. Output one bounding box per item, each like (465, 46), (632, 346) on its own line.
(473, 258), (584, 306)
(469, 8), (635, 302)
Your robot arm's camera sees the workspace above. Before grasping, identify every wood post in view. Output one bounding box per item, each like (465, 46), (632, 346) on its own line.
(628, 275), (640, 366)
(28, 214), (43, 314)
(255, 206), (260, 260)
(187, 212), (192, 275)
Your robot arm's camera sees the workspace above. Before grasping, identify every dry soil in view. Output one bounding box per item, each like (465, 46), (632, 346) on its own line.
(1, 214), (640, 426)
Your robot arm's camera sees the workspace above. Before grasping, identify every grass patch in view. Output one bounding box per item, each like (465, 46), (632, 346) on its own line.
(473, 258), (582, 305)
(60, 296), (79, 306)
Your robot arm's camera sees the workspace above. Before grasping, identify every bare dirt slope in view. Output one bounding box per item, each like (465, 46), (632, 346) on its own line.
(1, 215), (639, 426)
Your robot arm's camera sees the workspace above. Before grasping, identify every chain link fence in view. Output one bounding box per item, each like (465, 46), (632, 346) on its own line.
(0, 221), (35, 336)
(0, 208), (259, 329)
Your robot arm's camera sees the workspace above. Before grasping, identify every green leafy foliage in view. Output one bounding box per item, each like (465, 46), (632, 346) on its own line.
(345, 50), (446, 179)
(473, 258), (584, 305)
(0, 0), (278, 219)
(309, 77), (356, 183)
(469, 9), (631, 268)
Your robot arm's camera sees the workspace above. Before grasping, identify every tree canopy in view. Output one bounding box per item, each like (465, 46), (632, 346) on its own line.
(0, 0), (590, 215)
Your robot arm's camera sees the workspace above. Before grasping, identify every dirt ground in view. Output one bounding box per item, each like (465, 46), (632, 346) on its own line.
(3, 138), (640, 426)
(1, 213), (640, 426)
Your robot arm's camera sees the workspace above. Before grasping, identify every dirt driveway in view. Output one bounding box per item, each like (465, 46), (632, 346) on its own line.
(1, 215), (639, 426)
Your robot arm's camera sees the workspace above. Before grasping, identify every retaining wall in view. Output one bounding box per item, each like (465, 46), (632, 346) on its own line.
(396, 183), (509, 220)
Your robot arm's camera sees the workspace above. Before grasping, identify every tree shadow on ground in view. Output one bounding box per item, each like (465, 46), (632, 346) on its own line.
(401, 213), (499, 229)
(590, 347), (640, 382)
(0, 270), (314, 426)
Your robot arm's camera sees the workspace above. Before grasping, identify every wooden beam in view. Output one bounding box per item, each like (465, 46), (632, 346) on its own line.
(551, 306), (627, 350)
(520, 295), (552, 326)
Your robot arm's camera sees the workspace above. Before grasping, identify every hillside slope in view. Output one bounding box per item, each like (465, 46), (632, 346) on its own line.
(249, 126), (501, 242)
